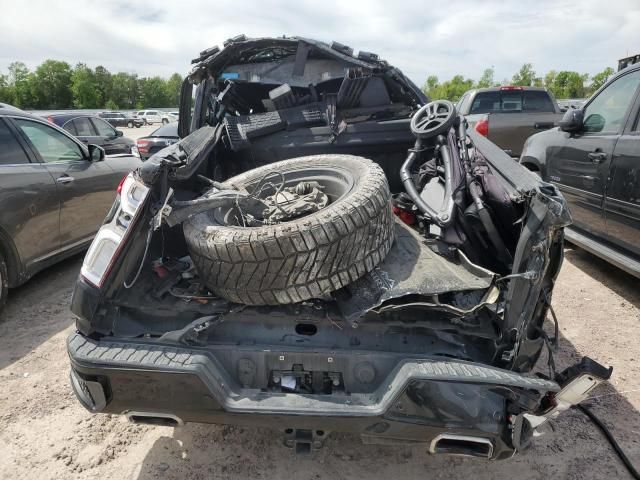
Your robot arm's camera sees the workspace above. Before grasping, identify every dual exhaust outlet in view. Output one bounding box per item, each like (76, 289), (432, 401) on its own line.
(125, 412), (493, 459)
(429, 434), (494, 459)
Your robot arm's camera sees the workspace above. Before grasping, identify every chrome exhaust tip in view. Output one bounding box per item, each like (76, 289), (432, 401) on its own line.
(125, 411), (184, 427)
(429, 434), (493, 459)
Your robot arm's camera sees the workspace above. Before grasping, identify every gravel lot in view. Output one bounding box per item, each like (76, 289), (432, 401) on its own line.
(0, 137), (638, 479)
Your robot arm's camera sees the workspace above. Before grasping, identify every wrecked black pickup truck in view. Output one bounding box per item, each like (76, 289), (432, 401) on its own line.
(67, 36), (611, 459)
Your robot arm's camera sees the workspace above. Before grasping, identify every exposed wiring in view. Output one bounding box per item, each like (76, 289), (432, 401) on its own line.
(123, 221), (154, 289)
(575, 403), (640, 479)
(235, 170), (288, 225)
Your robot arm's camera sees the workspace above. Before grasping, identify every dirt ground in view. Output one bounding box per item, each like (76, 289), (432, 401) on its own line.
(0, 243), (639, 480)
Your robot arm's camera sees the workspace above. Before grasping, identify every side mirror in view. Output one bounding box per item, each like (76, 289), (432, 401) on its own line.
(559, 109), (584, 133)
(115, 130), (124, 137)
(88, 144), (105, 162)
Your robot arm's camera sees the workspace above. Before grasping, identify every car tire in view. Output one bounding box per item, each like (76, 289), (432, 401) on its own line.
(0, 251), (8, 314)
(162, 118), (169, 125)
(184, 154), (395, 305)
(127, 121), (133, 128)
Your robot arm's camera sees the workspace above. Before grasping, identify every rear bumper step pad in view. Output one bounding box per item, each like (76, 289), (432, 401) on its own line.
(68, 332), (559, 416)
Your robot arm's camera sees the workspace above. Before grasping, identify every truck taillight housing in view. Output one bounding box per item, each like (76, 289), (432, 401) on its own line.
(136, 139), (150, 155)
(81, 174), (149, 288)
(475, 117), (489, 137)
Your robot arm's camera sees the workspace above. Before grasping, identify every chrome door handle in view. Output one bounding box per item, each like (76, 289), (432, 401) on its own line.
(56, 175), (75, 184)
(587, 151), (607, 164)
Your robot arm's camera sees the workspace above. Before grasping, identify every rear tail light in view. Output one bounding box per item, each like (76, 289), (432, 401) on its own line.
(475, 117), (489, 137)
(116, 175), (127, 195)
(500, 85), (523, 91)
(392, 206), (417, 225)
(137, 139), (150, 155)
(81, 174), (149, 288)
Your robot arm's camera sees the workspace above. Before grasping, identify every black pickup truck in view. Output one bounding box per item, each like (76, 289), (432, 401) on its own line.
(520, 63), (640, 277)
(66, 35), (610, 460)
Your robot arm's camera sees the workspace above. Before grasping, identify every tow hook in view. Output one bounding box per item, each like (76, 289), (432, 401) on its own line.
(512, 356), (612, 450)
(283, 428), (329, 454)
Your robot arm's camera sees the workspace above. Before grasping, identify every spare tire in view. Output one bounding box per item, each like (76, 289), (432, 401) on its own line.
(183, 154), (395, 305)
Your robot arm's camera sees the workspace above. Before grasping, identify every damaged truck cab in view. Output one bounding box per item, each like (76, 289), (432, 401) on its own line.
(68, 35), (610, 459)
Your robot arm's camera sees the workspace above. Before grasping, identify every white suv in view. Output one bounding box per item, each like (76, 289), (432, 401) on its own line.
(135, 110), (173, 125)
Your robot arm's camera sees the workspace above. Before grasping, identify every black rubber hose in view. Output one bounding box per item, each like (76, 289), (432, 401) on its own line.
(575, 403), (640, 479)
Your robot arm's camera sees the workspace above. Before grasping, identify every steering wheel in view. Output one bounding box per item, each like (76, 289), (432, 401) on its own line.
(410, 100), (457, 138)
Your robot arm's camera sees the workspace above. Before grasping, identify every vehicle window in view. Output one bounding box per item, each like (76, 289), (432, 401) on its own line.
(90, 118), (117, 137)
(0, 119), (31, 165)
(501, 91), (522, 111)
(523, 91), (555, 112)
(148, 111), (158, 115)
(72, 117), (96, 136)
(456, 94), (469, 113)
(583, 70), (640, 134)
(151, 124), (179, 137)
(470, 92), (501, 114)
(14, 119), (84, 163)
(63, 122), (77, 136)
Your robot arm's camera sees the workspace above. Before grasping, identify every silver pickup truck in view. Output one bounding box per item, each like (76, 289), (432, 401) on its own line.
(457, 86), (562, 157)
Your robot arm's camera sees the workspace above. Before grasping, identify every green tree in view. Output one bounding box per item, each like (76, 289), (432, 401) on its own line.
(31, 60), (73, 108)
(105, 99), (119, 110)
(549, 71), (587, 99)
(423, 75), (475, 102)
(7, 62), (33, 108)
(0, 74), (14, 104)
(165, 73), (182, 107)
(423, 75), (439, 93)
(71, 63), (99, 108)
(110, 72), (137, 109)
(141, 76), (168, 107)
(544, 70), (557, 90)
(588, 67), (614, 95)
(477, 67), (495, 88)
(94, 66), (112, 107)
(512, 63), (536, 86)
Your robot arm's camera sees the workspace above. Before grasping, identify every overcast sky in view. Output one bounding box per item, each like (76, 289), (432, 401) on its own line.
(1, 0), (638, 86)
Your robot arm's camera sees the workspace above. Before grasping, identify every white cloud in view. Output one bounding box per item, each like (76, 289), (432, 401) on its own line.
(0, 0), (638, 85)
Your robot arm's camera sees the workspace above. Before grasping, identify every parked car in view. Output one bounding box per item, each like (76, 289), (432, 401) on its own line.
(98, 111), (144, 128)
(0, 103), (142, 312)
(136, 122), (179, 160)
(457, 86), (563, 157)
(520, 63), (640, 278)
(67, 36), (609, 460)
(45, 113), (140, 157)
(135, 110), (174, 125)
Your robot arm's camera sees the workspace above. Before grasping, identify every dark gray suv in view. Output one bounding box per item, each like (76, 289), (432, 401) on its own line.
(0, 103), (142, 312)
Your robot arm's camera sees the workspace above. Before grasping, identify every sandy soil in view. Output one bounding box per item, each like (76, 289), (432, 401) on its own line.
(0, 245), (639, 480)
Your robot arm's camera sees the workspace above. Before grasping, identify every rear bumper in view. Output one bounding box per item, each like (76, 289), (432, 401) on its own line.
(67, 332), (561, 459)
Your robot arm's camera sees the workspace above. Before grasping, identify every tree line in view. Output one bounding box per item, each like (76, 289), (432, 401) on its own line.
(423, 64), (615, 102)
(0, 60), (183, 110)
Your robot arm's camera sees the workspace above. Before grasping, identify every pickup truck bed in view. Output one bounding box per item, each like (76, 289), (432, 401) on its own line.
(481, 111), (559, 156)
